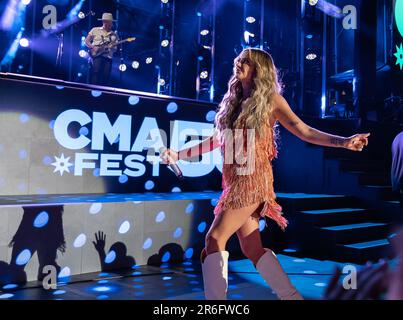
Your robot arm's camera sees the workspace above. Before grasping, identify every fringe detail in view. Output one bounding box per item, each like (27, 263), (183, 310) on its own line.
(213, 120), (287, 230)
(260, 199), (288, 231)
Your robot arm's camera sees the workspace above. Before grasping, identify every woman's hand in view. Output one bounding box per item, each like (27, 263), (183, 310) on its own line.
(343, 133), (370, 152)
(160, 148), (179, 165)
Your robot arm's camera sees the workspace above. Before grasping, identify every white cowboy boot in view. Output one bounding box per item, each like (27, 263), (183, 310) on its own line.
(256, 249), (303, 300)
(201, 251), (229, 300)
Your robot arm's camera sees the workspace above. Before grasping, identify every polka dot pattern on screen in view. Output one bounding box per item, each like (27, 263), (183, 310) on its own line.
(128, 96), (140, 105)
(73, 234), (87, 248)
(198, 222), (207, 233)
(155, 211), (166, 223)
(19, 113), (29, 123)
(19, 149), (27, 159)
(143, 238), (152, 250)
(205, 110), (216, 122)
(16, 249), (31, 266)
(33, 211), (49, 228)
(161, 251), (171, 263)
(118, 221), (131, 234)
(119, 174), (128, 184)
(185, 203), (194, 214)
(91, 90), (102, 97)
(259, 220), (266, 232)
(166, 102), (178, 113)
(58, 267), (71, 279)
(89, 203), (102, 214)
(173, 227), (182, 239)
(185, 248), (194, 259)
(105, 251), (116, 264)
(144, 180), (155, 190)
(79, 127), (89, 136)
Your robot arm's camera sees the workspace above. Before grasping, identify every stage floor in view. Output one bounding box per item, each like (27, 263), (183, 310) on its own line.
(0, 254), (367, 300)
(0, 192), (347, 207)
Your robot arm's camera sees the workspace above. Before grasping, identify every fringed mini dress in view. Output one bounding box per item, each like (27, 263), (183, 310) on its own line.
(213, 119), (288, 230)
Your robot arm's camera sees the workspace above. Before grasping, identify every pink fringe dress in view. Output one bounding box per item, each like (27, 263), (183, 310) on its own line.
(213, 120), (288, 230)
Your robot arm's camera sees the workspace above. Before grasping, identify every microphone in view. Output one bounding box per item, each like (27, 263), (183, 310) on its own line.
(159, 147), (184, 180)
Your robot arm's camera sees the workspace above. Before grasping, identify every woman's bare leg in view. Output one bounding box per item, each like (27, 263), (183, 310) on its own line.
(236, 209), (267, 266)
(201, 202), (262, 263)
(235, 208), (303, 300)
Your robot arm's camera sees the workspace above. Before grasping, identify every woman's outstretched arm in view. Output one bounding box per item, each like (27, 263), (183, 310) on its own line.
(161, 129), (221, 164)
(178, 129), (221, 160)
(272, 94), (370, 151)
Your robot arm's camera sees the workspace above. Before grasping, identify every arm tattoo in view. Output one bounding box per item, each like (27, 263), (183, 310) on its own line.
(288, 121), (299, 127)
(329, 137), (345, 146)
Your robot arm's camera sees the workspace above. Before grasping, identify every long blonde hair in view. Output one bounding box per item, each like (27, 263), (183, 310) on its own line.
(215, 48), (282, 141)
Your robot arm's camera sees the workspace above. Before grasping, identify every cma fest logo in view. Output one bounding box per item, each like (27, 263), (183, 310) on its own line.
(50, 109), (223, 178)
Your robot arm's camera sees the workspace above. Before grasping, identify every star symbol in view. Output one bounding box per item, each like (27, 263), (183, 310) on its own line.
(394, 43), (403, 71)
(51, 153), (73, 176)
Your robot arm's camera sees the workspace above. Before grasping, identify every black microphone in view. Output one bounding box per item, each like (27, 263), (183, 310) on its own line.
(160, 147), (184, 180)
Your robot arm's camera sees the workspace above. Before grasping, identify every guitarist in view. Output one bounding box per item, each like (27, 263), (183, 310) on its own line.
(85, 13), (119, 85)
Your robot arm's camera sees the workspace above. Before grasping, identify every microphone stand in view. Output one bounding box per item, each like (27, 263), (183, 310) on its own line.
(54, 11), (95, 76)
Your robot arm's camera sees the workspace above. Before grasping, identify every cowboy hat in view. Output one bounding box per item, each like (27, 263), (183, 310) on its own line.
(98, 13), (116, 22)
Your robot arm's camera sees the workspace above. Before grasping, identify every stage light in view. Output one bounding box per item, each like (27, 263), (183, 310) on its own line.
(78, 49), (87, 58)
(132, 61), (140, 69)
(306, 34), (313, 39)
(161, 0), (169, 3)
(306, 53), (317, 60)
(19, 38), (29, 48)
(246, 16), (256, 23)
(146, 57), (153, 64)
(197, 56), (204, 61)
(200, 71), (208, 79)
(159, 78), (166, 86)
(309, 0), (318, 6)
(161, 39), (169, 47)
(119, 63), (127, 72)
(22, 0), (31, 5)
(78, 11), (85, 19)
(200, 29), (209, 36)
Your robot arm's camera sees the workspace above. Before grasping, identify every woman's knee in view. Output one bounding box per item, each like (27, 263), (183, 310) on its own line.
(205, 232), (227, 254)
